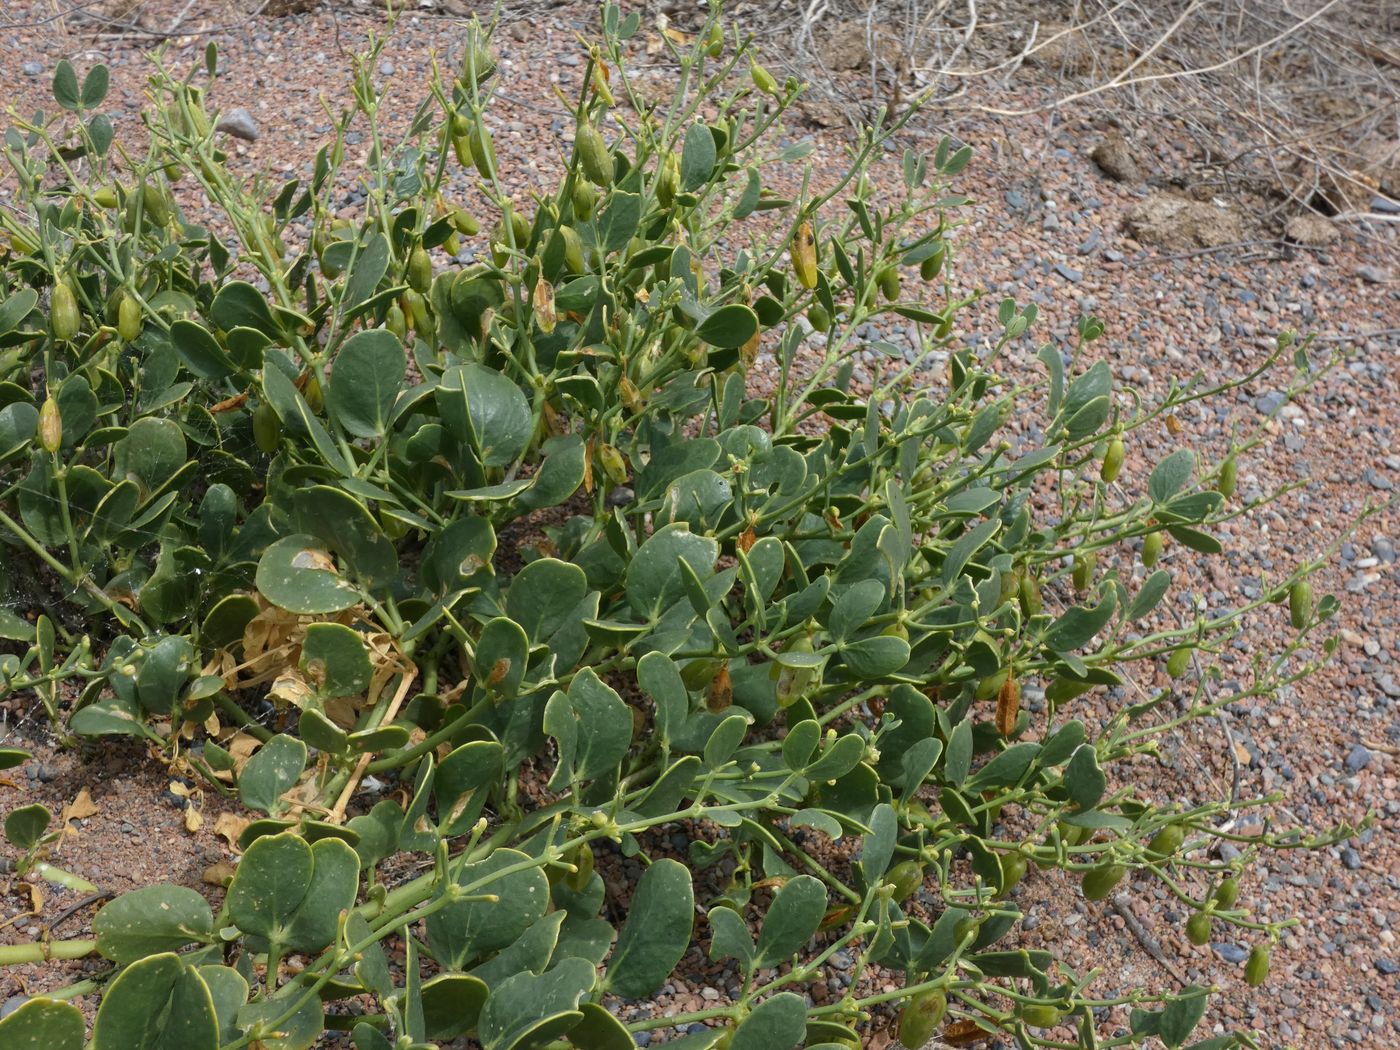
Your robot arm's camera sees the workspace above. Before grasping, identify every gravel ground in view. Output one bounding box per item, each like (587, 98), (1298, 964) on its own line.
(1, 2), (1398, 1047)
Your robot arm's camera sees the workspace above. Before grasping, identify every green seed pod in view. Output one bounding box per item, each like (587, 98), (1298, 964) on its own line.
(1217, 453), (1238, 498)
(656, 153), (679, 207)
(1147, 824), (1185, 859)
(1019, 1004), (1061, 1028)
(919, 244), (946, 281)
(575, 124), (613, 187)
(469, 124), (497, 179)
(1245, 944), (1270, 986)
(141, 181), (171, 227)
(774, 635), (815, 707)
(1214, 877), (1240, 908)
(1100, 437), (1125, 483)
(1166, 646), (1192, 678)
(750, 58), (779, 96)
(999, 851), (1028, 895)
(560, 226), (587, 276)
(1081, 863), (1126, 901)
(450, 207), (480, 236)
(408, 247), (433, 293)
(403, 290), (431, 334)
(51, 281), (80, 341)
(452, 134), (474, 168)
(878, 266), (901, 301)
(885, 860), (923, 902)
(1072, 552), (1095, 591)
(704, 20), (724, 58)
(1289, 580), (1313, 630)
(791, 221), (818, 290)
(1018, 572), (1042, 618)
(38, 398), (62, 454)
(386, 303), (408, 341)
(807, 304), (831, 332)
(1186, 910), (1211, 946)
(565, 842), (595, 892)
(252, 401), (281, 453)
(117, 294), (142, 342)
(897, 988), (947, 1049)
(1141, 530), (1164, 569)
(509, 209), (531, 248)
(572, 179), (598, 221)
(599, 443), (627, 485)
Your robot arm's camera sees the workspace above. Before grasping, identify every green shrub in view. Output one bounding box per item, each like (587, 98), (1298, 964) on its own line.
(0, 4), (1357, 1049)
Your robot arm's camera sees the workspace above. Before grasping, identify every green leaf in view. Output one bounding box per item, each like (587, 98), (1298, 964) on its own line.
(70, 695), (160, 741)
(299, 622), (372, 697)
(227, 832), (314, 950)
(52, 61), (80, 110)
(568, 1001), (637, 1050)
(828, 579), (885, 641)
(731, 992), (807, 1050)
(1149, 449), (1197, 504)
(0, 746), (31, 770)
(0, 997), (86, 1050)
(426, 848), (550, 969)
(605, 858), (694, 998)
(626, 523), (719, 618)
(966, 742), (1040, 791)
(1063, 744), (1106, 811)
(196, 966), (248, 1045)
(838, 634), (909, 677)
(475, 617), (529, 699)
(505, 558), (588, 642)
(92, 953), (219, 1050)
(697, 304), (759, 349)
(753, 874), (826, 968)
(707, 905), (754, 968)
(4, 803), (50, 850)
(680, 122), (717, 190)
(238, 734), (308, 815)
(113, 417), (187, 494)
(81, 64), (110, 107)
(342, 233), (390, 314)
(600, 192), (642, 253)
(436, 739), (503, 835)
(478, 956), (594, 1050)
(94, 886), (214, 963)
(1127, 569), (1172, 620)
(328, 329), (405, 438)
(1043, 587), (1117, 652)
(211, 281), (280, 338)
(256, 534), (361, 615)
(638, 651), (689, 746)
(1160, 988), (1209, 1048)
(170, 320), (238, 380)
(437, 363), (532, 468)
(421, 973), (488, 1041)
(282, 838), (360, 952)
(262, 362), (350, 474)
(1166, 524), (1222, 554)
(545, 669), (632, 788)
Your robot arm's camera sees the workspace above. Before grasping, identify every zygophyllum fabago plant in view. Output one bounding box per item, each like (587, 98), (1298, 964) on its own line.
(0, 3), (1362, 1048)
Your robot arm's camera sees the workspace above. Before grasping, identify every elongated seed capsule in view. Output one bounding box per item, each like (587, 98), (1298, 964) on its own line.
(572, 179), (598, 221)
(252, 401), (280, 453)
(1166, 646), (1192, 678)
(1214, 877), (1240, 907)
(38, 398), (62, 454)
(1072, 552), (1095, 591)
(117, 294), (141, 342)
(1101, 437), (1125, 482)
(1217, 453), (1238, 498)
(750, 58), (779, 95)
(1186, 910), (1211, 945)
(470, 125), (497, 179)
(920, 244), (945, 280)
(790, 220), (818, 289)
(1289, 580), (1313, 630)
(897, 988), (947, 1049)
(807, 304), (831, 332)
(51, 281), (80, 342)
(878, 266), (901, 301)
(575, 124), (613, 187)
(1245, 945), (1270, 986)
(1147, 823), (1184, 858)
(1141, 530), (1164, 568)
(408, 247), (432, 293)
(1081, 862), (1125, 900)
